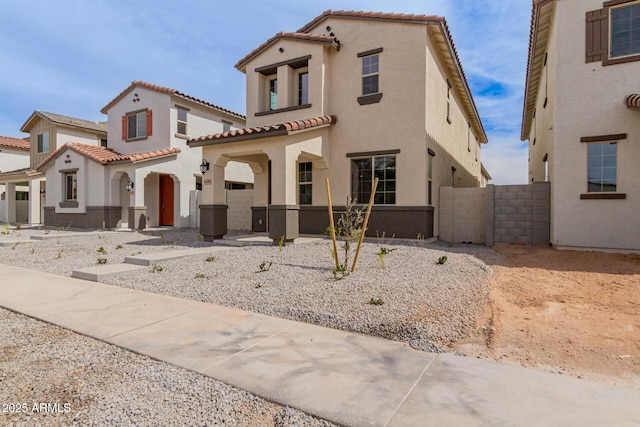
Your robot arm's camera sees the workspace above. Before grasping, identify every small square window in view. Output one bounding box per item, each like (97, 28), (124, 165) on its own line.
(37, 132), (49, 153)
(177, 107), (188, 136)
(127, 111), (147, 139)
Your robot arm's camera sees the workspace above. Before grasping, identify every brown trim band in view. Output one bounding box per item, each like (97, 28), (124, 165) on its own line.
(580, 133), (626, 142)
(255, 55), (311, 75)
(357, 93), (383, 105)
(346, 149), (400, 158)
(428, 148), (436, 156)
(580, 193), (626, 199)
(59, 168), (79, 173)
(357, 47), (383, 57)
(603, 53), (640, 66)
(59, 201), (79, 208)
(603, 0), (636, 7)
(255, 104), (312, 116)
(542, 153), (548, 162)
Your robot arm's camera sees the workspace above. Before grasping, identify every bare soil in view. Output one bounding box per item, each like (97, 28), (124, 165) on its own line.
(452, 244), (640, 390)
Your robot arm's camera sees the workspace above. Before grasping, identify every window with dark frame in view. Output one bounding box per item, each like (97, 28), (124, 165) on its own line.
(222, 120), (232, 133)
(587, 142), (617, 192)
(269, 78), (278, 110)
(127, 111), (147, 139)
(298, 72), (309, 105)
(298, 162), (312, 205)
(610, 2), (640, 58)
(65, 172), (77, 201)
(428, 152), (434, 206)
(37, 132), (49, 153)
(362, 54), (379, 95)
(351, 155), (396, 205)
(586, 1), (640, 64)
(177, 107), (188, 136)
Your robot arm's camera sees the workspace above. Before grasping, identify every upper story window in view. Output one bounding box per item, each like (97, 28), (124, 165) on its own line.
(362, 54), (379, 95)
(298, 71), (309, 105)
(100, 138), (107, 147)
(587, 1), (640, 64)
(611, 2), (640, 58)
(269, 78), (278, 110)
(122, 110), (152, 141)
(587, 142), (617, 192)
(222, 120), (232, 133)
(176, 106), (188, 136)
(37, 132), (49, 153)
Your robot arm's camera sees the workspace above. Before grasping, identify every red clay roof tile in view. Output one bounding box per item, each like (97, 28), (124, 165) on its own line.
(0, 135), (30, 151)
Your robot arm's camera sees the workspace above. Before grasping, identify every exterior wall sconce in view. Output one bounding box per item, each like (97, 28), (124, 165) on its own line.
(199, 159), (210, 174)
(125, 180), (134, 192)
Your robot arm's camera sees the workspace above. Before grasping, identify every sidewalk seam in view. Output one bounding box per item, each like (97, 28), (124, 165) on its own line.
(103, 309), (200, 339)
(383, 354), (438, 427)
(200, 325), (293, 373)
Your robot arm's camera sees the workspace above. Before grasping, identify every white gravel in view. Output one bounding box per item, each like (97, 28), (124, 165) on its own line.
(0, 308), (334, 426)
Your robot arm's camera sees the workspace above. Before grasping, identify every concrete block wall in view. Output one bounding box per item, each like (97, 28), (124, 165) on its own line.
(491, 182), (550, 245)
(440, 182), (550, 246)
(226, 189), (254, 231)
(439, 186), (486, 244)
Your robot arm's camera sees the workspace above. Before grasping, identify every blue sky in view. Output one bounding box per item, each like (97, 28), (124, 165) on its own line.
(0, 0), (531, 184)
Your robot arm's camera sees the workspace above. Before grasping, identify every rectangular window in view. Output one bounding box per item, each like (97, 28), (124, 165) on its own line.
(362, 54), (379, 95)
(298, 162), (312, 205)
(37, 132), (49, 153)
(446, 80), (452, 124)
(269, 78), (278, 110)
(100, 138), (107, 147)
(610, 2), (640, 58)
(222, 120), (232, 133)
(65, 172), (77, 201)
(428, 152), (434, 206)
(127, 111), (147, 139)
(351, 155), (396, 205)
(298, 72), (309, 105)
(177, 107), (188, 136)
(587, 142), (617, 192)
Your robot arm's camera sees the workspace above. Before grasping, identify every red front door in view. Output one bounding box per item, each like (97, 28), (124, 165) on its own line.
(159, 174), (174, 226)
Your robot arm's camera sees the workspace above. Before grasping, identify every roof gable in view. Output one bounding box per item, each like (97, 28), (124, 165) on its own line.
(36, 142), (180, 171)
(20, 111), (106, 134)
(100, 81), (245, 120)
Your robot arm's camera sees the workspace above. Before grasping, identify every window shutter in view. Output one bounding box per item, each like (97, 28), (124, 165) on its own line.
(121, 115), (127, 140)
(146, 110), (153, 136)
(586, 8), (609, 63)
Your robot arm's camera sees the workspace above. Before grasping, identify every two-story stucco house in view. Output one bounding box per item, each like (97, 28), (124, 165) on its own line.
(36, 81), (249, 229)
(522, 0), (640, 252)
(189, 10), (488, 242)
(0, 135), (31, 223)
(0, 112), (107, 225)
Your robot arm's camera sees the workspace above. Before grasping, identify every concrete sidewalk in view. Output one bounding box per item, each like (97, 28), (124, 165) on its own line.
(1, 263), (638, 426)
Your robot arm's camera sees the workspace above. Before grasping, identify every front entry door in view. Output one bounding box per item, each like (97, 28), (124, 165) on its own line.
(159, 174), (174, 226)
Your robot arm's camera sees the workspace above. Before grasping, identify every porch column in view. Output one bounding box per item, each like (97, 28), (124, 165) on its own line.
(28, 179), (42, 225)
(6, 183), (16, 224)
(268, 150), (298, 244)
(199, 163), (227, 240)
(0, 182), (7, 223)
(128, 170), (147, 230)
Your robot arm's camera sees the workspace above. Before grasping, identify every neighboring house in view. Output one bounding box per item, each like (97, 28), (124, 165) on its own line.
(0, 112), (106, 225)
(36, 81), (249, 229)
(522, 0), (640, 252)
(480, 164), (492, 188)
(189, 10), (487, 242)
(0, 136), (31, 223)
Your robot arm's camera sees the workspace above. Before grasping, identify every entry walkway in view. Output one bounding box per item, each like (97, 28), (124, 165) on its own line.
(1, 263), (638, 426)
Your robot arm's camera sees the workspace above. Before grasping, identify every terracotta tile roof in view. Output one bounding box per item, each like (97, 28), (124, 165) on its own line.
(297, 10), (444, 32)
(36, 142), (180, 171)
(235, 32), (340, 71)
(20, 111), (106, 134)
(626, 94), (640, 108)
(100, 81), (245, 120)
(188, 115), (337, 147)
(0, 135), (30, 151)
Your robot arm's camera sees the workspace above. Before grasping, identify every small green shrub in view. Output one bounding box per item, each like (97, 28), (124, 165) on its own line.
(438, 255), (448, 265)
(376, 247), (397, 269)
(115, 244), (123, 250)
(333, 263), (349, 280)
(258, 261), (272, 272)
(151, 264), (163, 273)
(368, 297), (384, 306)
(278, 235), (285, 253)
(97, 258), (107, 265)
(29, 248), (35, 255)
(255, 283), (262, 289)
(195, 273), (206, 279)
(15, 223), (21, 230)
(206, 256), (215, 262)
(97, 246), (107, 254)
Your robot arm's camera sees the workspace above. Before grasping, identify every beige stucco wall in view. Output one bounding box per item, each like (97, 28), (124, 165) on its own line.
(526, 0), (640, 251)
(225, 17), (484, 238)
(56, 127), (105, 147)
(0, 147), (29, 172)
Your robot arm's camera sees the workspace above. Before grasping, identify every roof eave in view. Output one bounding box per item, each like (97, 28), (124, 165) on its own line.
(188, 129), (289, 147)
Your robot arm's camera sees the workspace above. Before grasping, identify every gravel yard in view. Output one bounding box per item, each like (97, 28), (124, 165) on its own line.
(0, 226), (494, 352)
(0, 307), (333, 426)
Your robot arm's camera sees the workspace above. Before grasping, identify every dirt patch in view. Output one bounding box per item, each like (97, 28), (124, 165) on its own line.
(452, 244), (640, 389)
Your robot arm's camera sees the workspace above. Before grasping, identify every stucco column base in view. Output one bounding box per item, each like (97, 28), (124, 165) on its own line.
(128, 206), (147, 231)
(251, 207), (267, 232)
(268, 205), (299, 245)
(200, 204), (228, 241)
